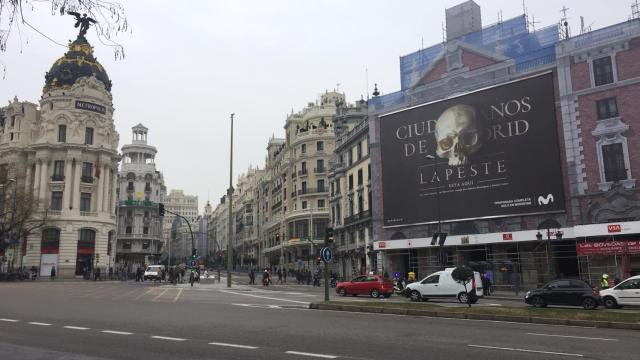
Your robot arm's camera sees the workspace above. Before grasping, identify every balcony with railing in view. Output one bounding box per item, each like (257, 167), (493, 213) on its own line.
(343, 209), (371, 226)
(80, 211), (98, 217)
(50, 174), (65, 182)
(298, 169), (308, 177)
(81, 175), (94, 184)
(271, 201), (282, 210)
(336, 118), (369, 148)
(144, 185), (152, 193)
(314, 167), (325, 174)
(297, 187), (328, 196)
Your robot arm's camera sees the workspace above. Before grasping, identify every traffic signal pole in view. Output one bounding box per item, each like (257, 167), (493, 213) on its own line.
(227, 113), (235, 288)
(163, 208), (196, 264)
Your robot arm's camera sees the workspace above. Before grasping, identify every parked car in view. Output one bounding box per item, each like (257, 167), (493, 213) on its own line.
(600, 275), (640, 308)
(335, 274), (394, 298)
(144, 265), (165, 281)
(524, 279), (600, 310)
(405, 268), (483, 303)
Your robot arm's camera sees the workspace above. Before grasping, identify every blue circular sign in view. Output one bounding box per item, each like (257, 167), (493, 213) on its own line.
(320, 247), (332, 263)
(190, 260), (197, 268)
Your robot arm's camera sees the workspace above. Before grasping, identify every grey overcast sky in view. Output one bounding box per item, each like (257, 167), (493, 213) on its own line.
(0, 0), (632, 211)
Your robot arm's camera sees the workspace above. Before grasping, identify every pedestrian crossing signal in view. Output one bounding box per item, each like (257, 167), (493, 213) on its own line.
(159, 203), (165, 217)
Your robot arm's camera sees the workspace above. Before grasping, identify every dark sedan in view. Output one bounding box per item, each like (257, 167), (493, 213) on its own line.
(524, 279), (601, 310)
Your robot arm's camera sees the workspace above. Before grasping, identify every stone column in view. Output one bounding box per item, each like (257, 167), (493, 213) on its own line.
(96, 158), (105, 213)
(24, 161), (32, 195)
(72, 159), (81, 211)
(33, 160), (41, 203)
(62, 158), (73, 210)
(38, 159), (49, 208)
(111, 168), (117, 216)
(102, 166), (111, 213)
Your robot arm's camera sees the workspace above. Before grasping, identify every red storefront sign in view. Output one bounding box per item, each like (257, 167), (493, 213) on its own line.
(576, 241), (640, 256)
(378, 241), (386, 249)
(502, 233), (513, 240)
(607, 224), (622, 233)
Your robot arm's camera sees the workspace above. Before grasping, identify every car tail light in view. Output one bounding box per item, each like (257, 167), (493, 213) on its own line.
(592, 288), (600, 296)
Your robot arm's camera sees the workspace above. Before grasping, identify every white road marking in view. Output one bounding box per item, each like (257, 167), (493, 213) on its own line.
(526, 333), (618, 341)
(64, 326), (90, 330)
(220, 289), (310, 304)
(173, 288), (183, 303)
(28, 322), (52, 326)
(101, 330), (133, 335)
(285, 351), (338, 358)
(151, 335), (187, 341)
(152, 288), (169, 301)
(208, 342), (259, 349)
(233, 303), (282, 309)
(468, 345), (583, 357)
(0, 318), (19, 322)
(134, 287), (156, 300)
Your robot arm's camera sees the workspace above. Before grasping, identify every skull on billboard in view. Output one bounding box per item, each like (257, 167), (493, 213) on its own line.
(435, 104), (481, 166)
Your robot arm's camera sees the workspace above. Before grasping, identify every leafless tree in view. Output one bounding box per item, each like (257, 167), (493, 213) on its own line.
(0, 0), (129, 78)
(0, 175), (48, 256)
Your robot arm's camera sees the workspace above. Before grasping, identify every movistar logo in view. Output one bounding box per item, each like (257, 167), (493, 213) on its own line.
(538, 194), (554, 205)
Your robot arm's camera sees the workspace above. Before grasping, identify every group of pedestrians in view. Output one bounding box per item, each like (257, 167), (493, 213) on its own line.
(248, 267), (325, 286)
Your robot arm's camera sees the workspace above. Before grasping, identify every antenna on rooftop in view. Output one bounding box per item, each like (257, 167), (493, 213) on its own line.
(365, 67), (369, 100)
(441, 22), (446, 43)
(633, 0), (640, 19)
(580, 16), (593, 34)
(559, 6), (571, 40)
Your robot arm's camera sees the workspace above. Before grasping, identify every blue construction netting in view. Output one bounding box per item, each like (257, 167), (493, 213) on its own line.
(399, 15), (559, 90)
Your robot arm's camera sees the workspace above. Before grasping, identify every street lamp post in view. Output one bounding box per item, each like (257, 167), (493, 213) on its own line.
(227, 113), (235, 288)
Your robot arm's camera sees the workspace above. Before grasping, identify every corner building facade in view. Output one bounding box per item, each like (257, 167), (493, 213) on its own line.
(370, 2), (640, 288)
(0, 34), (120, 278)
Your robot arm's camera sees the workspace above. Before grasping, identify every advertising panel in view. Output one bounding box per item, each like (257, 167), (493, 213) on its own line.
(380, 73), (565, 227)
(40, 253), (58, 277)
(576, 241), (640, 256)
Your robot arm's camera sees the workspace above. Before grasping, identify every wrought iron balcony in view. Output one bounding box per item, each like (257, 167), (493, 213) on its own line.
(50, 174), (65, 182)
(81, 176), (94, 184)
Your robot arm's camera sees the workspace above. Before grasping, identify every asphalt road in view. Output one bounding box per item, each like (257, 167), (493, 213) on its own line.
(0, 279), (638, 360)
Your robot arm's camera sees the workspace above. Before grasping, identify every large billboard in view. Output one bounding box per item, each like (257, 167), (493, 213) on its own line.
(380, 73), (565, 227)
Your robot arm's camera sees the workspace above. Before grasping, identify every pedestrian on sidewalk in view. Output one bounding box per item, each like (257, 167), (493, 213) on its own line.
(249, 268), (255, 285)
(283, 268), (287, 284)
(277, 268), (283, 284)
(50, 265), (56, 280)
(94, 267), (101, 281)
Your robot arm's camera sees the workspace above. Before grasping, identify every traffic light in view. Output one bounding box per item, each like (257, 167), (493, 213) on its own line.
(192, 248), (197, 258)
(325, 227), (334, 243)
(275, 233), (280, 244)
(158, 203), (165, 217)
(315, 256), (321, 265)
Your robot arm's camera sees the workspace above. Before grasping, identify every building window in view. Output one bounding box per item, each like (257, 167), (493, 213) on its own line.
(596, 98), (618, 119)
(357, 169), (363, 186)
(348, 149), (353, 165)
(349, 174), (353, 190)
(316, 159), (324, 173)
(127, 181), (134, 191)
(125, 226), (132, 234)
(357, 142), (362, 160)
(52, 160), (65, 181)
(317, 141), (324, 152)
(358, 194), (364, 213)
(593, 56), (614, 86)
(123, 241), (132, 249)
(78, 229), (96, 249)
(58, 125), (66, 143)
(85, 127), (94, 145)
(41, 228), (60, 254)
(301, 144), (306, 153)
(349, 198), (354, 216)
(318, 199), (325, 208)
(50, 191), (63, 211)
(143, 227), (149, 235)
(80, 193), (91, 212)
(81, 162), (93, 183)
(301, 181), (307, 194)
(317, 179), (325, 192)
(302, 201), (307, 209)
(602, 143), (627, 182)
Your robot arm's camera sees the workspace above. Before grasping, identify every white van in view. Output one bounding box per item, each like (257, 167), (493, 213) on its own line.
(144, 265), (165, 281)
(600, 275), (640, 308)
(405, 267), (483, 303)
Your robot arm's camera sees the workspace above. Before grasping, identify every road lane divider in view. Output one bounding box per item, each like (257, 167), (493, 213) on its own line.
(526, 333), (618, 341)
(28, 322), (52, 326)
(101, 330), (133, 335)
(151, 336), (187, 341)
(208, 342), (259, 349)
(468, 344), (583, 357)
(285, 350), (338, 358)
(220, 289), (310, 304)
(63, 326), (90, 330)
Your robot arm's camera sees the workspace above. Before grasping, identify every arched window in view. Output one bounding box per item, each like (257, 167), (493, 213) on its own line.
(78, 229), (96, 254)
(41, 228), (60, 254)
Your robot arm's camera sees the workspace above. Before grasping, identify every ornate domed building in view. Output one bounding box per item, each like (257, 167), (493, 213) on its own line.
(0, 33), (120, 278)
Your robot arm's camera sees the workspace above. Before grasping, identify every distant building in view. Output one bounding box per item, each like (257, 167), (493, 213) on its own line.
(115, 124), (165, 270)
(162, 189), (198, 260)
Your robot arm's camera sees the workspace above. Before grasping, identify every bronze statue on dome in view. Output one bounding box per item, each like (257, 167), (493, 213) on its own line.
(67, 11), (97, 38)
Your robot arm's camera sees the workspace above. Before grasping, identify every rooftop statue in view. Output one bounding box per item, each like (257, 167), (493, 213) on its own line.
(67, 11), (97, 37)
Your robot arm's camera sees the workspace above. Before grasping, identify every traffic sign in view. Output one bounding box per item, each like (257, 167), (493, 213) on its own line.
(320, 247), (332, 263)
(190, 260), (196, 268)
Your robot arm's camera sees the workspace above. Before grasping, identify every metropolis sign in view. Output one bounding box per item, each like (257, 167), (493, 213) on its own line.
(379, 73), (565, 227)
(75, 100), (106, 114)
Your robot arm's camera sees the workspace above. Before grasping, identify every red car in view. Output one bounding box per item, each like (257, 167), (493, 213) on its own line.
(335, 274), (394, 298)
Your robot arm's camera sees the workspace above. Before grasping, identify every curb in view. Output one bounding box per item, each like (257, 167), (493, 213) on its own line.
(309, 303), (640, 331)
